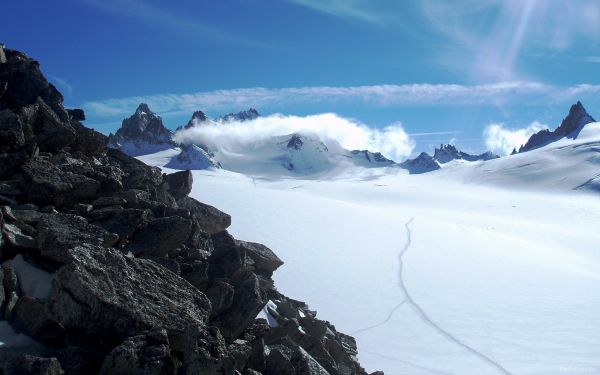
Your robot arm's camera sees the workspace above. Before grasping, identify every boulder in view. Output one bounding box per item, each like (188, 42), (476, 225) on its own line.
(21, 158), (101, 207)
(93, 208), (153, 239)
(126, 216), (192, 256)
(37, 213), (119, 264)
(236, 240), (283, 276)
(47, 245), (212, 345)
(214, 272), (267, 341)
(99, 330), (179, 375)
(164, 170), (193, 199)
(9, 296), (65, 345)
(2, 222), (36, 249)
(181, 324), (234, 375)
(205, 281), (235, 318)
(177, 196), (231, 234)
(3, 354), (64, 375)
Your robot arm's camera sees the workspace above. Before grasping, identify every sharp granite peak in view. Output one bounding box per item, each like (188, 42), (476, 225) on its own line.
(0, 45), (379, 374)
(108, 103), (176, 156)
(518, 101), (596, 153)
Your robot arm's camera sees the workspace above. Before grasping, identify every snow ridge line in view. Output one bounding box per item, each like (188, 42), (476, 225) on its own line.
(349, 300), (406, 335)
(398, 218), (513, 375)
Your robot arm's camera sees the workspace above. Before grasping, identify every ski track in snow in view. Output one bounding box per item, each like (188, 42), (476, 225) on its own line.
(398, 218), (513, 375)
(350, 300), (406, 336)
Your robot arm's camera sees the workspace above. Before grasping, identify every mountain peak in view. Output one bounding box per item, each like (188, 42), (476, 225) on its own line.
(136, 102), (151, 114)
(222, 108), (260, 122)
(434, 143), (498, 164)
(108, 103), (175, 155)
(183, 110), (209, 129)
(519, 101), (595, 153)
(400, 152), (440, 174)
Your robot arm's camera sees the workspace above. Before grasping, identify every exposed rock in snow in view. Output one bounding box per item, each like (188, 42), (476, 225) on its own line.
(350, 150), (396, 166)
(400, 152), (440, 174)
(181, 110), (209, 130)
(519, 101), (596, 152)
(108, 103), (175, 156)
(221, 108), (260, 123)
(0, 46), (374, 375)
(434, 144), (498, 164)
(165, 144), (221, 170)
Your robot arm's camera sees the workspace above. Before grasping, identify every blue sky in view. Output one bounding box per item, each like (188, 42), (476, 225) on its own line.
(3, 0), (600, 155)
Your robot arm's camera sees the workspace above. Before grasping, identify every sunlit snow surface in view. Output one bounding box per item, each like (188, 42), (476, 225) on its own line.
(139, 125), (600, 375)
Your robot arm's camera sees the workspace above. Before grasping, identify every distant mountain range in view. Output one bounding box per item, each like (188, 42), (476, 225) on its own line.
(108, 101), (595, 176)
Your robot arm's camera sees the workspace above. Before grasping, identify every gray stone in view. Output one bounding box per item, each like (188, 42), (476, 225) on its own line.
(164, 170), (193, 199)
(100, 330), (179, 375)
(236, 240), (283, 276)
(9, 296), (65, 345)
(37, 213), (119, 264)
(181, 324), (234, 375)
(205, 281), (235, 318)
(126, 216), (192, 256)
(214, 272), (267, 341)
(3, 223), (36, 248)
(3, 354), (64, 375)
(177, 196), (231, 235)
(48, 245), (212, 343)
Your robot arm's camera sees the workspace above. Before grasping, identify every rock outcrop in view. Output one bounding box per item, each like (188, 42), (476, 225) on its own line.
(108, 103), (176, 156)
(221, 108), (260, 123)
(519, 101), (596, 153)
(433, 144), (498, 164)
(0, 45), (378, 374)
(400, 152), (440, 174)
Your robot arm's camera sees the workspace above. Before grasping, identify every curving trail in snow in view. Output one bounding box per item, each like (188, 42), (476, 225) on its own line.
(350, 300), (406, 336)
(398, 219), (513, 375)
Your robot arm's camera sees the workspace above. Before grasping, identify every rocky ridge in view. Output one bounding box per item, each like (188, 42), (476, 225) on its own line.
(433, 144), (498, 164)
(519, 101), (596, 153)
(0, 46), (378, 374)
(108, 103), (176, 156)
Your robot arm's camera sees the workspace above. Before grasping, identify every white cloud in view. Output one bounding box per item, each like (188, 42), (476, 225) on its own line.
(174, 113), (415, 162)
(421, 0), (600, 81)
(483, 121), (548, 155)
(83, 81), (558, 118)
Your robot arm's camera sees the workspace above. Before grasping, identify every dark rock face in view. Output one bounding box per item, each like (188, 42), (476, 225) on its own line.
(99, 330), (178, 375)
(182, 110), (209, 129)
(287, 134), (304, 150)
(3, 354), (64, 375)
(164, 170), (193, 199)
(0, 46), (377, 375)
(400, 152), (440, 174)
(350, 150), (395, 165)
(519, 101), (596, 153)
(107, 103), (175, 155)
(433, 144), (498, 164)
(48, 245), (212, 344)
(221, 108), (260, 123)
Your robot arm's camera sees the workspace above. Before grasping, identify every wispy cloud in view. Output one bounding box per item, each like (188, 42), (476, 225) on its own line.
(483, 121), (548, 155)
(82, 81), (600, 118)
(421, 0), (600, 81)
(582, 56), (600, 63)
(76, 0), (264, 48)
(285, 0), (404, 25)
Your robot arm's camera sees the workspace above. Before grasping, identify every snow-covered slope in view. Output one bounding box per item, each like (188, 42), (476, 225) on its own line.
(136, 123), (600, 375)
(170, 133), (396, 176)
(165, 144), (221, 170)
(441, 122), (600, 193)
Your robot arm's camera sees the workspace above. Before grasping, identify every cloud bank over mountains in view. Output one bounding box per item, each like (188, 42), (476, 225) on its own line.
(83, 82), (600, 119)
(174, 113), (415, 162)
(483, 122), (548, 156)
